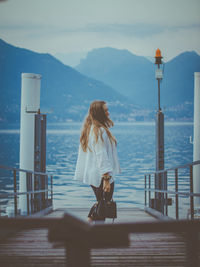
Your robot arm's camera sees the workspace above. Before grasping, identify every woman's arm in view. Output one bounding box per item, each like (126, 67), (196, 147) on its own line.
(94, 130), (113, 176)
(94, 130), (113, 192)
(102, 172), (111, 192)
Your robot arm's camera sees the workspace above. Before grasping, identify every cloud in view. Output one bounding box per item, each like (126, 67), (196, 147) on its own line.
(0, 0), (199, 61)
(0, 19), (200, 62)
(85, 23), (164, 38)
(3, 20), (198, 40)
(84, 23), (200, 39)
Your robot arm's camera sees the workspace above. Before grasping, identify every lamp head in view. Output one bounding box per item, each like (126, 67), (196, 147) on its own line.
(155, 48), (163, 65)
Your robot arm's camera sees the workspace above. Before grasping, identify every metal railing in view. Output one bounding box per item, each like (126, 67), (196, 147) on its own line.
(0, 212), (199, 267)
(144, 160), (200, 220)
(0, 165), (53, 216)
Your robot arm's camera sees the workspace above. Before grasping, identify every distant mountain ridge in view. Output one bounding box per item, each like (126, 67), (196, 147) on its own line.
(76, 47), (200, 108)
(0, 39), (131, 123)
(77, 47), (153, 99)
(161, 51), (200, 106)
(0, 39), (198, 123)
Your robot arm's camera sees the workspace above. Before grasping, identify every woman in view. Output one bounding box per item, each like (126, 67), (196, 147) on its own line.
(74, 100), (120, 222)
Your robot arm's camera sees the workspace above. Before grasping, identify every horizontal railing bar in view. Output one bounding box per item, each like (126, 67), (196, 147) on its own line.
(0, 217), (65, 229)
(144, 160), (200, 176)
(0, 189), (52, 198)
(144, 188), (200, 197)
(0, 165), (53, 217)
(0, 165), (52, 177)
(93, 219), (200, 233)
(0, 215), (199, 234)
(0, 214), (91, 231)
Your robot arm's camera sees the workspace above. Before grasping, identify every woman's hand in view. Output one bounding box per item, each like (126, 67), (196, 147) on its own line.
(103, 179), (111, 192)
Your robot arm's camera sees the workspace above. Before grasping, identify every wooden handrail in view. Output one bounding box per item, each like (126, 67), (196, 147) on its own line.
(0, 212), (199, 267)
(0, 212), (199, 232)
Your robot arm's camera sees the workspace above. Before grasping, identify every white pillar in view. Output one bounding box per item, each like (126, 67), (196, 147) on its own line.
(19, 73), (41, 215)
(193, 72), (200, 208)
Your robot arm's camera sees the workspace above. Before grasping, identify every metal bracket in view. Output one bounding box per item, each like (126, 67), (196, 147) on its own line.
(25, 107), (40, 114)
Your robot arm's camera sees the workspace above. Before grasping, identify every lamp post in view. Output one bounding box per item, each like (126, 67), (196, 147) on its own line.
(155, 49), (165, 212)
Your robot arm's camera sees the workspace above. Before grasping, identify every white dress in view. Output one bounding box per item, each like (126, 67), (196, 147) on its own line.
(74, 127), (121, 187)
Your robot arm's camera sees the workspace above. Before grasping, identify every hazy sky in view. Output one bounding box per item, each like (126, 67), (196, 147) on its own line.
(0, 0), (200, 61)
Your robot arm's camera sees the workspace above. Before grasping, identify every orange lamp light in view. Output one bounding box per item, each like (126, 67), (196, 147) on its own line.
(155, 48), (163, 65)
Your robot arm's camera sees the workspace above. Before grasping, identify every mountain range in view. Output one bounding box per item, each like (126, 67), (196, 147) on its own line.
(76, 47), (200, 108)
(0, 39), (199, 123)
(0, 39), (130, 123)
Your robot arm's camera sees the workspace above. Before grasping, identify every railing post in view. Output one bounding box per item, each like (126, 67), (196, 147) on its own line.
(186, 229), (199, 267)
(175, 168), (179, 220)
(31, 173), (34, 213)
(154, 173), (157, 208)
(27, 193), (30, 215)
(65, 243), (91, 267)
(164, 171), (168, 216)
(26, 172), (32, 215)
(159, 171), (164, 215)
(46, 174), (48, 200)
(144, 175), (147, 206)
(190, 165), (194, 220)
(13, 170), (17, 216)
(149, 175), (151, 208)
(51, 175), (53, 205)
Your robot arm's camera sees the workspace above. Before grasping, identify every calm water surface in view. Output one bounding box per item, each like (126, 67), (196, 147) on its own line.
(0, 122), (193, 218)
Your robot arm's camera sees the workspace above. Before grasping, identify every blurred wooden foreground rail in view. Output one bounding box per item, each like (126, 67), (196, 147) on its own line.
(0, 212), (199, 267)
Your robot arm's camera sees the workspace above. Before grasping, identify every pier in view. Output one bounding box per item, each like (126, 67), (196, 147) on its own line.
(0, 70), (200, 267)
(0, 162), (200, 267)
(0, 207), (199, 267)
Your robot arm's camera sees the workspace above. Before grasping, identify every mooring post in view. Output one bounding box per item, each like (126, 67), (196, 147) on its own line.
(193, 72), (200, 215)
(19, 73), (41, 215)
(154, 49), (165, 213)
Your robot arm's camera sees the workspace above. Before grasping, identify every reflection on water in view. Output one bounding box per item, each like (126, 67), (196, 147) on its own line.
(0, 122), (193, 218)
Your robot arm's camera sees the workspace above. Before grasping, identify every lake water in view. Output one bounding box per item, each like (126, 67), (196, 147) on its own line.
(0, 122), (193, 218)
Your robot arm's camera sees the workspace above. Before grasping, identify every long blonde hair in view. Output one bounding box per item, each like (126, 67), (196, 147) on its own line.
(80, 100), (116, 152)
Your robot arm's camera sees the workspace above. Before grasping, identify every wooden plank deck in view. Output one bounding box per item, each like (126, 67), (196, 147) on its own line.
(0, 208), (197, 266)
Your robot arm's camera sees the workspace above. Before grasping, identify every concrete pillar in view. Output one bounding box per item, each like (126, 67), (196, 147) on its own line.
(193, 72), (200, 208)
(19, 73), (41, 215)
